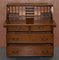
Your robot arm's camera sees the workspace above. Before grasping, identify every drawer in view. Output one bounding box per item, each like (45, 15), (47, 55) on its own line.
(7, 26), (28, 31)
(31, 26), (52, 31)
(7, 33), (53, 43)
(7, 44), (53, 56)
(30, 34), (53, 43)
(7, 25), (52, 32)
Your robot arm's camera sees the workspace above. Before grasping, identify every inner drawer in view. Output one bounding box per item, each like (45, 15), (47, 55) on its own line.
(7, 44), (53, 56)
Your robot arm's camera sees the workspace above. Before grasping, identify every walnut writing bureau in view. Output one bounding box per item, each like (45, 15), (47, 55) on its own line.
(4, 3), (56, 57)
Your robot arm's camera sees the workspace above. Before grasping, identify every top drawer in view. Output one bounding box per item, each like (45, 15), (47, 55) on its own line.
(7, 26), (28, 31)
(31, 26), (52, 31)
(7, 25), (52, 32)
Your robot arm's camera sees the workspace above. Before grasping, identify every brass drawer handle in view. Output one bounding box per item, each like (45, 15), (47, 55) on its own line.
(14, 38), (19, 41)
(41, 38), (48, 41)
(38, 26), (42, 30)
(17, 26), (21, 30)
(12, 38), (15, 40)
(11, 38), (19, 41)
(16, 38), (19, 40)
(42, 50), (48, 54)
(12, 50), (19, 54)
(38, 26), (46, 30)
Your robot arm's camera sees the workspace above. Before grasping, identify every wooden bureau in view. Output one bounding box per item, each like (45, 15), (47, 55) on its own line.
(4, 3), (56, 57)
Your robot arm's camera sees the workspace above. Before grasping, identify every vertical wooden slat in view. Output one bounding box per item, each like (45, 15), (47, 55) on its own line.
(7, 6), (10, 13)
(13, 6), (15, 13)
(16, 6), (19, 13)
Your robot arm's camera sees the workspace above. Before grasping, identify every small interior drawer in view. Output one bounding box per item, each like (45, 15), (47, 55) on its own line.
(7, 33), (53, 43)
(7, 44), (53, 56)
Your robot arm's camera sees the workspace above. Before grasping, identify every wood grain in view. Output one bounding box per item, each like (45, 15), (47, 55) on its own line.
(7, 33), (53, 43)
(7, 44), (53, 56)
(7, 25), (53, 31)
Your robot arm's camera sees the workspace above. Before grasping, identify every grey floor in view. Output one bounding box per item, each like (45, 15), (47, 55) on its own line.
(0, 47), (59, 60)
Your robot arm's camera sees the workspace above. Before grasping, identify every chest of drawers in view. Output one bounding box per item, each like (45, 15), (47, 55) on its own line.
(4, 3), (56, 57)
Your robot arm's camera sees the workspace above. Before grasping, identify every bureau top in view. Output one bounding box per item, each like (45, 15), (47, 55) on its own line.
(7, 3), (53, 7)
(5, 3), (56, 28)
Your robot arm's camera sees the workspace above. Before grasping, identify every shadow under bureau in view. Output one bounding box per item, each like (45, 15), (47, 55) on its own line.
(4, 3), (56, 57)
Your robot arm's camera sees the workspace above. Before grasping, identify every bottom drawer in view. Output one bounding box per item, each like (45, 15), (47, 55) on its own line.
(7, 44), (53, 56)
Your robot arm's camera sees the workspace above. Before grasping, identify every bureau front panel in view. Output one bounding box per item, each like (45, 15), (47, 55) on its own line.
(7, 44), (53, 56)
(7, 32), (53, 43)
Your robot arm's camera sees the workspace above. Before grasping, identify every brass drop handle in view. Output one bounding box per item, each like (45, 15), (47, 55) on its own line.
(17, 26), (21, 30)
(12, 49), (19, 54)
(42, 50), (48, 54)
(38, 26), (43, 30)
(11, 38), (19, 41)
(41, 38), (48, 41)
(14, 38), (19, 41)
(16, 38), (19, 40)
(12, 38), (15, 40)
(11, 38), (16, 42)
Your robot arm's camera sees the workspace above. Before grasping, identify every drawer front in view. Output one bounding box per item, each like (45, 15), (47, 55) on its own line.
(30, 34), (53, 43)
(7, 44), (53, 56)
(7, 33), (53, 43)
(7, 25), (52, 32)
(8, 26), (28, 31)
(31, 26), (52, 31)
